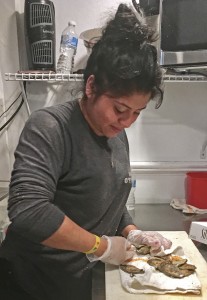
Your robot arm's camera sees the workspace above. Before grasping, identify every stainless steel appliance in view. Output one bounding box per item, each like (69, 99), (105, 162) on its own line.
(139, 0), (207, 69)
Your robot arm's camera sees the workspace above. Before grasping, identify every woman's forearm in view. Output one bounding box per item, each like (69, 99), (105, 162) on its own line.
(41, 215), (107, 256)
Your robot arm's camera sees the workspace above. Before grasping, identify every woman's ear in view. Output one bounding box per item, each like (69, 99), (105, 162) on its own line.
(85, 75), (95, 98)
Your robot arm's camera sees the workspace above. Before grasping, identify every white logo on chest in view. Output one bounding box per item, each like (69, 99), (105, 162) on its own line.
(124, 177), (132, 184)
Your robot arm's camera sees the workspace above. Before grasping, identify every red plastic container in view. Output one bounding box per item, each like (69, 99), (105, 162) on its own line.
(186, 172), (207, 209)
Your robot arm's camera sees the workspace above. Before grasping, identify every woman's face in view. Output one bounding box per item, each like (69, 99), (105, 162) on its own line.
(82, 76), (151, 138)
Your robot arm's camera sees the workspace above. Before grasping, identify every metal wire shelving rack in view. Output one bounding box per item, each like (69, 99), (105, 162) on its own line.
(4, 72), (207, 82)
(4, 71), (207, 116)
(4, 73), (84, 116)
(4, 72), (84, 82)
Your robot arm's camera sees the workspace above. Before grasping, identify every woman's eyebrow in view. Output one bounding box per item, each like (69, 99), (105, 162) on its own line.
(117, 102), (147, 111)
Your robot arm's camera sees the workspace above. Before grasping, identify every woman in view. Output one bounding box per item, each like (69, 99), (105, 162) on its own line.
(0, 3), (171, 300)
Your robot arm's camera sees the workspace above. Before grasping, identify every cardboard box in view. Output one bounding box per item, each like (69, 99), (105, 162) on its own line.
(189, 222), (207, 245)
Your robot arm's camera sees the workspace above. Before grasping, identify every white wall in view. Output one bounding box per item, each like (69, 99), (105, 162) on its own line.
(127, 82), (207, 162)
(127, 82), (207, 203)
(0, 0), (29, 183)
(0, 0), (207, 203)
(53, 0), (133, 70)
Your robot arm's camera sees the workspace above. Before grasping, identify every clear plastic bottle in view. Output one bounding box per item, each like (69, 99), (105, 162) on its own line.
(126, 178), (136, 210)
(56, 20), (78, 74)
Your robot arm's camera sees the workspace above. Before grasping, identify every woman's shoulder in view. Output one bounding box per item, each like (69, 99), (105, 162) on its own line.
(28, 99), (80, 126)
(39, 99), (79, 117)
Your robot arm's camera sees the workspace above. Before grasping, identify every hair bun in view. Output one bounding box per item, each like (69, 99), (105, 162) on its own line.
(101, 3), (155, 45)
(115, 3), (132, 15)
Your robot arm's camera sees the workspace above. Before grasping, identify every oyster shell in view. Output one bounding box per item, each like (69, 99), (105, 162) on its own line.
(157, 261), (196, 278)
(179, 263), (197, 271)
(160, 254), (172, 261)
(179, 269), (195, 277)
(120, 264), (145, 276)
(171, 258), (187, 266)
(157, 262), (186, 278)
(147, 257), (165, 269)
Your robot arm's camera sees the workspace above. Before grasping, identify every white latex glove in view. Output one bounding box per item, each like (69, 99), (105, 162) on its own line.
(86, 235), (134, 265)
(127, 230), (172, 255)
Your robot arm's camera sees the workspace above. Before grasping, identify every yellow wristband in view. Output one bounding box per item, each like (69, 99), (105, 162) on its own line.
(84, 235), (101, 254)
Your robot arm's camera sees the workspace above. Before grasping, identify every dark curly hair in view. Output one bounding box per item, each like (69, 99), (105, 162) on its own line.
(83, 3), (163, 108)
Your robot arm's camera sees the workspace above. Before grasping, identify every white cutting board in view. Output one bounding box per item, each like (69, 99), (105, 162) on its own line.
(105, 231), (207, 300)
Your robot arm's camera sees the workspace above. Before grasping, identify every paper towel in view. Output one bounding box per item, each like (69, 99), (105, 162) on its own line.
(119, 245), (201, 294)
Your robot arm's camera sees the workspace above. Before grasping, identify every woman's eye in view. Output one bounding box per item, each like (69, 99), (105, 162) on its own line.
(115, 106), (126, 113)
(134, 111), (140, 116)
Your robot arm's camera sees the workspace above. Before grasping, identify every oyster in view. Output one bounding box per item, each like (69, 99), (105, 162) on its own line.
(171, 258), (187, 267)
(147, 257), (165, 269)
(157, 261), (196, 278)
(157, 262), (186, 278)
(179, 269), (195, 277)
(179, 263), (197, 271)
(120, 264), (145, 277)
(160, 254), (172, 261)
(136, 245), (151, 255)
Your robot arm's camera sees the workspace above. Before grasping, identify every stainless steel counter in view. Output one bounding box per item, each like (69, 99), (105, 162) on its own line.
(92, 203), (207, 300)
(0, 187), (8, 202)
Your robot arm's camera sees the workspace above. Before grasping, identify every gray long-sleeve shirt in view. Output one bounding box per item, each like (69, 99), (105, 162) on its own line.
(0, 99), (134, 300)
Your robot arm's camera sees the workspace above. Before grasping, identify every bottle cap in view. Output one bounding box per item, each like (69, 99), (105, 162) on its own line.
(68, 20), (76, 26)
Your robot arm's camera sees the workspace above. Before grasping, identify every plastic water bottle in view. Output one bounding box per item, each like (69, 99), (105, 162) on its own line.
(56, 20), (78, 73)
(126, 178), (136, 210)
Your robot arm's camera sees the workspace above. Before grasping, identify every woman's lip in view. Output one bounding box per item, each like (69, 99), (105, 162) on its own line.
(111, 125), (123, 132)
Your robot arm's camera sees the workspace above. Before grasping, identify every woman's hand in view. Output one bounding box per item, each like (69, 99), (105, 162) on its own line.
(127, 230), (172, 254)
(86, 235), (134, 265)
